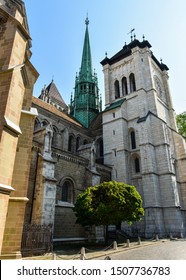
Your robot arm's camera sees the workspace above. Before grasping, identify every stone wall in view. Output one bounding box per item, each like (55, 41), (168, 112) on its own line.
(102, 40), (186, 237)
(0, 2), (38, 259)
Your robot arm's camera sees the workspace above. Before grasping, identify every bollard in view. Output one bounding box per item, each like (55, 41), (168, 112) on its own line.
(104, 256), (111, 260)
(53, 253), (57, 260)
(80, 247), (86, 260)
(155, 234), (159, 241)
(170, 233), (173, 240)
(113, 241), (118, 250)
(138, 236), (141, 245)
(126, 239), (130, 247)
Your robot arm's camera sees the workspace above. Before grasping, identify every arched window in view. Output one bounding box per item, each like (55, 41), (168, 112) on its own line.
(95, 138), (104, 164)
(68, 135), (75, 152)
(61, 180), (74, 203)
(41, 120), (49, 127)
(99, 139), (104, 157)
(76, 136), (81, 151)
(129, 73), (136, 92)
(114, 80), (120, 99)
(134, 157), (140, 173)
(52, 126), (58, 147)
(131, 131), (136, 149)
(122, 77), (128, 96)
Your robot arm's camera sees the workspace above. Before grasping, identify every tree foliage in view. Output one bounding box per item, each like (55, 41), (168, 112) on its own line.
(73, 181), (144, 228)
(176, 112), (186, 138)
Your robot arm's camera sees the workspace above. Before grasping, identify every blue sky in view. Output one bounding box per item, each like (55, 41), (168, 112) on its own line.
(24, 0), (186, 114)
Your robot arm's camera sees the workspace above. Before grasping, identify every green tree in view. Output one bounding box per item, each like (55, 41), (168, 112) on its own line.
(73, 181), (144, 243)
(176, 112), (186, 138)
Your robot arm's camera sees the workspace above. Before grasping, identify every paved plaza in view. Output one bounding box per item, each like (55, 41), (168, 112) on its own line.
(95, 240), (186, 260)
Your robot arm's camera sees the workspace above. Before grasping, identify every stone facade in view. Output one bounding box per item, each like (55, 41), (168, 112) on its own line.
(0, 0), (38, 259)
(24, 96), (111, 241)
(101, 39), (186, 237)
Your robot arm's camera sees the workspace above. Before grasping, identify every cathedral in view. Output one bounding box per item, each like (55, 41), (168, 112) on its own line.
(0, 0), (186, 259)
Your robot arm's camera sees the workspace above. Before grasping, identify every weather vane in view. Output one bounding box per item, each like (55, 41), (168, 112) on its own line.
(128, 28), (135, 41)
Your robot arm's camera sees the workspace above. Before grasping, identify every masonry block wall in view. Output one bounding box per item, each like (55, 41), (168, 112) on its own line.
(102, 39), (186, 237)
(0, 1), (38, 259)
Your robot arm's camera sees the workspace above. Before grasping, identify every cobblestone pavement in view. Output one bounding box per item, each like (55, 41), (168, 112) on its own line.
(95, 240), (186, 260)
(24, 239), (186, 260)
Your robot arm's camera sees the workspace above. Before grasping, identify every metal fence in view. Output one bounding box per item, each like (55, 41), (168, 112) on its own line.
(21, 223), (53, 257)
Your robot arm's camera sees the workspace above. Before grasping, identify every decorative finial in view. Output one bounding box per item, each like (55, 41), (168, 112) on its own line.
(85, 14), (89, 25)
(52, 75), (54, 82)
(105, 51), (108, 57)
(160, 58), (163, 64)
(142, 34), (145, 41)
(134, 34), (136, 40)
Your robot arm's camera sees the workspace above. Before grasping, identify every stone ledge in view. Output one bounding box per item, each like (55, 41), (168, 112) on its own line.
(0, 183), (14, 194)
(4, 116), (22, 135)
(9, 197), (29, 203)
(21, 107), (38, 117)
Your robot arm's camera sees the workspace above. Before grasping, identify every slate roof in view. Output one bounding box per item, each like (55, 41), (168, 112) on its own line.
(104, 99), (125, 112)
(45, 81), (67, 107)
(32, 96), (82, 127)
(101, 39), (169, 71)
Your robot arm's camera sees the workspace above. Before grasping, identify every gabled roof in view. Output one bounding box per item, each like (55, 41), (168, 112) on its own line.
(46, 80), (67, 106)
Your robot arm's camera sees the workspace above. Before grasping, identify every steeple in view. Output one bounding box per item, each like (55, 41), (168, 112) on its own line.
(80, 16), (93, 82)
(70, 17), (102, 128)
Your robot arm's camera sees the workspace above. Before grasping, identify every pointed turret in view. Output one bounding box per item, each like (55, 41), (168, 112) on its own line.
(39, 80), (68, 112)
(70, 17), (102, 128)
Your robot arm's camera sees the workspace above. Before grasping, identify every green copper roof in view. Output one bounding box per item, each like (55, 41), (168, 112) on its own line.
(80, 17), (93, 82)
(70, 17), (102, 128)
(104, 99), (126, 112)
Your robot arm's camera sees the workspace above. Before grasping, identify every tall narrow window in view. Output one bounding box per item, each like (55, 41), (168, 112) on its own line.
(129, 73), (136, 92)
(62, 183), (68, 202)
(98, 139), (104, 157)
(135, 157), (140, 173)
(52, 126), (58, 147)
(122, 77), (128, 96)
(114, 80), (120, 99)
(131, 131), (136, 149)
(61, 180), (74, 203)
(76, 136), (81, 151)
(68, 135), (74, 152)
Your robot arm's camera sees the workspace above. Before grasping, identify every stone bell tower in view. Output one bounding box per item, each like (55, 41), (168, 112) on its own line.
(70, 17), (102, 128)
(101, 36), (186, 237)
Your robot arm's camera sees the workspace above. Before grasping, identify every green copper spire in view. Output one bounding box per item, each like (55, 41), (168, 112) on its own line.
(70, 17), (102, 128)
(80, 16), (93, 81)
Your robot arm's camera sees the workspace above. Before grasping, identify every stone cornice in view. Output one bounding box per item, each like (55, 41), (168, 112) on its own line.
(4, 116), (22, 135)
(0, 183), (14, 195)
